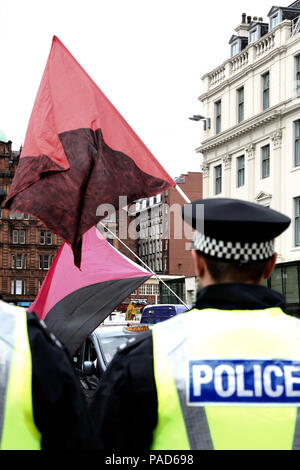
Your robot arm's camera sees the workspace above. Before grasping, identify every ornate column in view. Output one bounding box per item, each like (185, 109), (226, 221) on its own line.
(201, 162), (210, 198)
(271, 129), (283, 258)
(222, 154), (232, 197)
(246, 143), (256, 201)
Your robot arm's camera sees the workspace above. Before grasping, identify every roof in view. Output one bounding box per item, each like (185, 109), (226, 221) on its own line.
(289, 1), (300, 7)
(268, 4), (300, 16)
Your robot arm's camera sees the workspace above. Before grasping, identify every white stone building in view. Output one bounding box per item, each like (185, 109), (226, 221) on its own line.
(197, 1), (300, 316)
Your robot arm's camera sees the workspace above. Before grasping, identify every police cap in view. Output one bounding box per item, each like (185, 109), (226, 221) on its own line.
(182, 198), (291, 263)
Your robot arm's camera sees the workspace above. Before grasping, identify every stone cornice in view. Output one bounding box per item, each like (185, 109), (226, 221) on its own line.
(196, 99), (297, 154)
(197, 109), (280, 154)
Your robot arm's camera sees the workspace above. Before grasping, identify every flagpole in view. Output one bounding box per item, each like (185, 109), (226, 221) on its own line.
(98, 221), (190, 309)
(175, 185), (191, 203)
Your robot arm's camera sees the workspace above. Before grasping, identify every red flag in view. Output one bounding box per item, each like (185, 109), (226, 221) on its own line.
(5, 36), (175, 266)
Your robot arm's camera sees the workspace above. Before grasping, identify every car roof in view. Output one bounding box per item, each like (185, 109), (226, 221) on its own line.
(91, 323), (150, 338)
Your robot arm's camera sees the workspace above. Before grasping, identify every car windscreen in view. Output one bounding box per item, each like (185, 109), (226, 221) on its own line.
(99, 335), (128, 364)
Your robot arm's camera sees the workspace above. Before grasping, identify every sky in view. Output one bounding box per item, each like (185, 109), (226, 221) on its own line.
(0, 0), (281, 178)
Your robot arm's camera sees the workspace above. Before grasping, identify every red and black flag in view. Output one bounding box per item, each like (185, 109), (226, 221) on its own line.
(5, 36), (175, 266)
(28, 227), (151, 355)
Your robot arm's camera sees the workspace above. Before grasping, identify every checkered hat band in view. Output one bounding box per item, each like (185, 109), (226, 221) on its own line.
(193, 231), (275, 262)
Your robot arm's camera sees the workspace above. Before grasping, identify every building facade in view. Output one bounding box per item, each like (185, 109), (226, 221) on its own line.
(123, 172), (202, 305)
(0, 138), (63, 306)
(132, 172), (202, 277)
(197, 2), (300, 315)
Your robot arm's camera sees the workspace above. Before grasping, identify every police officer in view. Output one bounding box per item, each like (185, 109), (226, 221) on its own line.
(0, 189), (96, 450)
(90, 198), (300, 451)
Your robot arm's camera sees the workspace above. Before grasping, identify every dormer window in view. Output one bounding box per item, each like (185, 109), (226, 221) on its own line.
(270, 13), (280, 29)
(229, 35), (248, 57)
(268, 6), (300, 32)
(248, 21), (269, 43)
(231, 41), (239, 57)
(249, 28), (258, 42)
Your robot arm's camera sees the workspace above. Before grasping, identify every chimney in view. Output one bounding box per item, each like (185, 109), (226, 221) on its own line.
(235, 13), (250, 37)
(253, 16), (258, 21)
(247, 15), (252, 24)
(258, 17), (263, 22)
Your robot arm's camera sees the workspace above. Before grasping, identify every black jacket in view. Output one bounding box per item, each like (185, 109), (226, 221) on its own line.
(27, 312), (96, 450)
(90, 283), (287, 450)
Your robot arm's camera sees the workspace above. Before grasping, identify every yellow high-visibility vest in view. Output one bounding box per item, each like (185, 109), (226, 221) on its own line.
(152, 307), (300, 450)
(0, 303), (41, 450)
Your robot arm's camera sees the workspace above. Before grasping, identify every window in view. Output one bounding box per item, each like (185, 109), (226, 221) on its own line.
(11, 255), (15, 269)
(146, 284), (153, 295)
(16, 254), (22, 269)
(237, 156), (245, 187)
(215, 100), (221, 134)
(40, 231), (45, 244)
(19, 230), (25, 244)
(13, 229), (25, 244)
(249, 28), (258, 43)
(44, 255), (50, 270)
(231, 41), (239, 57)
(12, 230), (18, 244)
(261, 145), (270, 179)
(11, 280), (23, 295)
(295, 120), (300, 167)
(296, 56), (300, 95)
(270, 13), (279, 30)
(285, 265), (299, 304)
(139, 284), (146, 295)
(46, 231), (52, 245)
(39, 255), (50, 270)
(295, 197), (300, 246)
(15, 280), (22, 295)
(237, 87), (244, 123)
(215, 165), (222, 195)
(23, 213), (29, 220)
(262, 72), (270, 110)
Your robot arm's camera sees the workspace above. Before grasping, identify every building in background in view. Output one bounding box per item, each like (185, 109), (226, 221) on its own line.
(0, 136), (63, 306)
(125, 172), (202, 305)
(132, 172), (202, 275)
(197, 2), (300, 316)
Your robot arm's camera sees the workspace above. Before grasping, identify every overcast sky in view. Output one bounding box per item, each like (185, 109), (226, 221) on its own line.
(0, 0), (282, 178)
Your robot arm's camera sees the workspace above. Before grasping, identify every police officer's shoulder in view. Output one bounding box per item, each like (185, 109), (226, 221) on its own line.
(27, 311), (63, 350)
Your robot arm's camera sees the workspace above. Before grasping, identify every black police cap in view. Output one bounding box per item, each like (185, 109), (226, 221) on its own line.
(182, 198), (291, 263)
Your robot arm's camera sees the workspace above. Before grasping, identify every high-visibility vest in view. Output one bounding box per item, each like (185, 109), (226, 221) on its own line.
(0, 302), (41, 450)
(152, 307), (300, 450)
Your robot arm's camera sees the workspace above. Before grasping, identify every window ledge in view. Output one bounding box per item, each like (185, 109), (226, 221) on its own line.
(291, 166), (300, 173)
(291, 247), (300, 252)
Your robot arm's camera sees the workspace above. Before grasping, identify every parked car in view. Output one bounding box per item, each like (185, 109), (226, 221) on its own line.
(72, 323), (150, 401)
(140, 304), (191, 325)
